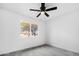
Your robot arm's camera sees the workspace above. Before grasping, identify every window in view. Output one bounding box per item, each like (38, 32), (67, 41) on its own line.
(20, 20), (38, 38)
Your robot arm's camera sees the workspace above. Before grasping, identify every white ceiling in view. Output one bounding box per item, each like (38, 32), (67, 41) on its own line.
(1, 3), (79, 21)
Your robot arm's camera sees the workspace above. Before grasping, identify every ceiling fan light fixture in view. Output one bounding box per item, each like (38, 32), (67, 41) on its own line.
(41, 11), (44, 14)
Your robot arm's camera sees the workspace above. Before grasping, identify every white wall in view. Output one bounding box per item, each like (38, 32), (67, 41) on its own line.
(47, 10), (79, 53)
(0, 9), (46, 54)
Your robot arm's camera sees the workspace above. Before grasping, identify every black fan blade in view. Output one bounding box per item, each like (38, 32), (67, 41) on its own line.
(37, 13), (41, 17)
(30, 9), (40, 12)
(44, 12), (49, 17)
(45, 7), (57, 11)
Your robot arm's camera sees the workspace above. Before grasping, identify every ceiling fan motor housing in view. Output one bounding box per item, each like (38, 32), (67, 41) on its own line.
(40, 7), (45, 11)
(40, 3), (46, 11)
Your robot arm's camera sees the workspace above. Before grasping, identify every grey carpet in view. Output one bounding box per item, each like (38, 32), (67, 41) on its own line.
(1, 45), (79, 56)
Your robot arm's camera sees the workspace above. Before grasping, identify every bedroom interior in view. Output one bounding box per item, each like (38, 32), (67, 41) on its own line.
(0, 3), (79, 56)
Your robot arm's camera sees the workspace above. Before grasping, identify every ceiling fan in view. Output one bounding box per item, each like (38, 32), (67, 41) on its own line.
(30, 3), (57, 17)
